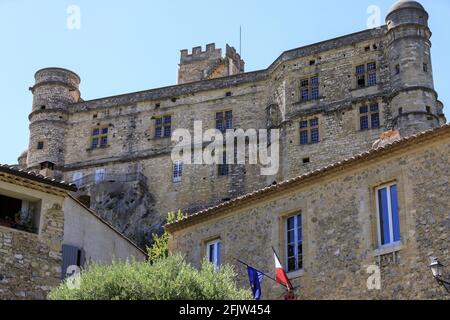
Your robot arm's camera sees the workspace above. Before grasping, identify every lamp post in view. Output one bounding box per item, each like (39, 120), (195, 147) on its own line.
(429, 258), (450, 294)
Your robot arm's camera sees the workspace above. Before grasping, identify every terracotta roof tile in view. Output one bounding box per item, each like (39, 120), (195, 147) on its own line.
(0, 164), (77, 191)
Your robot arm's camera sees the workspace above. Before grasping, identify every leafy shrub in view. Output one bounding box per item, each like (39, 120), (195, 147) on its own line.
(49, 254), (251, 300)
(147, 210), (185, 263)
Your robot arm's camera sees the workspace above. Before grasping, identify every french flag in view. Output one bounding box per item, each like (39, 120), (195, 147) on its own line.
(273, 249), (293, 291)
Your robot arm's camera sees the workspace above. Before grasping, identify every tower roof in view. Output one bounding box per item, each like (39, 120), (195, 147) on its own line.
(388, 1), (425, 15)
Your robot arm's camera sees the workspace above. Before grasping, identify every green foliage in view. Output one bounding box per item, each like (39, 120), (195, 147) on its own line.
(48, 254), (252, 300)
(147, 210), (186, 264)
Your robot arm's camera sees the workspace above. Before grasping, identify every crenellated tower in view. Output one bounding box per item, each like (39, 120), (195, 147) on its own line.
(178, 43), (244, 84)
(386, 0), (446, 136)
(27, 68), (81, 178)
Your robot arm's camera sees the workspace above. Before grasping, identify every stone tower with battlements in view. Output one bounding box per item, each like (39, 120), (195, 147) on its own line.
(20, 0), (446, 247)
(178, 43), (245, 84)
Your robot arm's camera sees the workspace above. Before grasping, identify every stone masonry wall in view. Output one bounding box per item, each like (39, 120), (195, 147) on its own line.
(169, 134), (450, 300)
(0, 191), (65, 300)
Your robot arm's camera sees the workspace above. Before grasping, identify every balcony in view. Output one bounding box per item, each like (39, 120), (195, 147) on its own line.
(72, 172), (147, 189)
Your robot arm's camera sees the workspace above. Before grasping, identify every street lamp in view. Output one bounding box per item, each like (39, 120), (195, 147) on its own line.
(429, 258), (450, 293)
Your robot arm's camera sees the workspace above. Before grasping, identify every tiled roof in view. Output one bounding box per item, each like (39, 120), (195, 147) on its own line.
(166, 124), (450, 232)
(0, 164), (77, 192)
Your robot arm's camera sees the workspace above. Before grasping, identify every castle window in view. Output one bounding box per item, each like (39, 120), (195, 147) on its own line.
(155, 116), (172, 138)
(376, 183), (400, 247)
(218, 152), (229, 177)
(91, 127), (108, 149)
(216, 111), (233, 132)
(37, 141), (44, 150)
(423, 63), (428, 73)
(395, 64), (400, 75)
(173, 160), (183, 183)
(360, 103), (380, 130)
(426, 106), (431, 114)
(299, 118), (320, 145)
(356, 63), (376, 88)
(300, 76), (319, 102)
(206, 239), (221, 270)
(286, 214), (302, 272)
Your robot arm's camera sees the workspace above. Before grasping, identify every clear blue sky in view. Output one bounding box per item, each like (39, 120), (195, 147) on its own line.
(0, 0), (448, 164)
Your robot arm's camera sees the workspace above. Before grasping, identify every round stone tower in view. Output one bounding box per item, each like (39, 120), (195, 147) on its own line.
(27, 68), (81, 176)
(386, 0), (444, 136)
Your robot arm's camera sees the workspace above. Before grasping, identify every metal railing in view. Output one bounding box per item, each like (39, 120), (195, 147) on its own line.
(72, 172), (147, 189)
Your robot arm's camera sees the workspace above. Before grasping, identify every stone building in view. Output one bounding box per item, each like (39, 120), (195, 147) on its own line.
(0, 165), (147, 300)
(166, 124), (450, 300)
(17, 0), (446, 250)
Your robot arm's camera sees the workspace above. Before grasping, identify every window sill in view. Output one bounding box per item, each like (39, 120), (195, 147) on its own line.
(294, 97), (323, 105)
(287, 269), (304, 279)
(373, 242), (403, 257)
(0, 224), (39, 237)
(86, 145), (110, 152)
(350, 84), (379, 92)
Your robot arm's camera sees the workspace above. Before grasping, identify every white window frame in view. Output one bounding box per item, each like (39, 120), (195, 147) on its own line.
(173, 160), (183, 183)
(95, 168), (106, 183)
(285, 214), (302, 273)
(375, 182), (401, 249)
(72, 172), (83, 188)
(206, 239), (221, 270)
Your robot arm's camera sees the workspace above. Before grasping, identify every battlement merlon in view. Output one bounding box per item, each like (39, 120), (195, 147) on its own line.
(225, 44), (245, 72)
(180, 43), (223, 64)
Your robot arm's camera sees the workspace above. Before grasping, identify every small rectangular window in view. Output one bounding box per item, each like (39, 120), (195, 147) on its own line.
(360, 103), (380, 130)
(395, 64), (400, 75)
(356, 63), (376, 88)
(206, 239), (221, 270)
(155, 116), (172, 138)
(300, 130), (309, 145)
(300, 76), (319, 102)
(356, 65), (365, 74)
(37, 141), (44, 150)
(299, 118), (320, 145)
(91, 127), (108, 149)
(218, 152), (229, 176)
(376, 183), (400, 247)
(423, 63), (428, 73)
(216, 111), (233, 132)
(286, 214), (302, 273)
(173, 160), (183, 183)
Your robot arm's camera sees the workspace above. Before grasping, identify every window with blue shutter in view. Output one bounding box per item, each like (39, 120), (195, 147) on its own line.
(61, 244), (84, 280)
(376, 183), (401, 247)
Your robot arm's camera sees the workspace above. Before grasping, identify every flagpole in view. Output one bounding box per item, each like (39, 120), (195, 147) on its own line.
(235, 259), (278, 284)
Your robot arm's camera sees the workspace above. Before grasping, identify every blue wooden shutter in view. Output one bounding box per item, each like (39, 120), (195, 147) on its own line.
(61, 244), (81, 280)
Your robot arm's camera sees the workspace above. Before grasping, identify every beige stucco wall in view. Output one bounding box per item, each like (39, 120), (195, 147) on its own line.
(63, 197), (147, 264)
(169, 134), (450, 300)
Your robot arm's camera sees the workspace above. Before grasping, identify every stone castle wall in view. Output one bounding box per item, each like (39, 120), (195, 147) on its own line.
(24, 4), (447, 247)
(168, 132), (450, 299)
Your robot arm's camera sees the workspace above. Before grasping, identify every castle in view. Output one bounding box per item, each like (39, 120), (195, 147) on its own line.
(17, 0), (446, 249)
